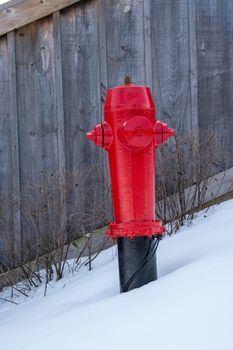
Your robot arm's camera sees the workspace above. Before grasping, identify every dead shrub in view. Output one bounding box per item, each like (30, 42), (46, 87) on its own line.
(156, 130), (232, 234)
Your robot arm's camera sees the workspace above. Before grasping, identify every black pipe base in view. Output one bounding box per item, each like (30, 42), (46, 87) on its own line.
(117, 236), (157, 293)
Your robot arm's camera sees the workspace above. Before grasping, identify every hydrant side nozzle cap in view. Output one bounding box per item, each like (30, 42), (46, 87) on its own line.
(86, 131), (95, 141)
(169, 128), (176, 136)
(86, 125), (103, 147)
(86, 123), (113, 149)
(154, 121), (175, 146)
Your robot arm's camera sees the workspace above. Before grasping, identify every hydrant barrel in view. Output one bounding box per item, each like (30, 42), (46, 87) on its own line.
(105, 85), (158, 236)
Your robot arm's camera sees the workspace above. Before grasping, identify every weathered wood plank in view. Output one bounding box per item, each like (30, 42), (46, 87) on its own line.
(151, 0), (192, 131)
(60, 0), (102, 233)
(61, 0), (100, 169)
(15, 16), (58, 184)
(188, 0), (198, 130)
(196, 0), (233, 170)
(143, 0), (153, 89)
(0, 36), (11, 193)
(15, 16), (59, 249)
(150, 0), (195, 194)
(7, 31), (21, 258)
(105, 0), (146, 87)
(0, 0), (83, 37)
(97, 0), (108, 98)
(53, 11), (66, 175)
(97, 0), (112, 221)
(0, 34), (14, 264)
(53, 11), (67, 231)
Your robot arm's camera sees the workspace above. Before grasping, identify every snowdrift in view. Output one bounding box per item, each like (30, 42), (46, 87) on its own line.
(1, 200), (233, 350)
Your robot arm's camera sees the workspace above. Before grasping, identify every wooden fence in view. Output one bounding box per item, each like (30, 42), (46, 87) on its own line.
(0, 0), (233, 262)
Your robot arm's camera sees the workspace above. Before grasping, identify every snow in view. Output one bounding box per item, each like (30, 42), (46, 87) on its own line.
(1, 199), (233, 350)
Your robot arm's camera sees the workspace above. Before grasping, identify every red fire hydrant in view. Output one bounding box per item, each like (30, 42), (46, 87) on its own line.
(87, 82), (175, 291)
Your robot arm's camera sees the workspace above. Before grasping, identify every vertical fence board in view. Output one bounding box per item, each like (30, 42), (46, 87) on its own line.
(0, 36), (11, 192)
(53, 12), (66, 177)
(7, 31), (21, 258)
(97, 0), (108, 98)
(15, 16), (58, 249)
(97, 0), (112, 221)
(196, 0), (233, 170)
(0, 35), (13, 264)
(61, 0), (102, 233)
(61, 0), (101, 170)
(143, 0), (153, 89)
(105, 0), (146, 86)
(188, 0), (199, 130)
(53, 11), (67, 231)
(151, 0), (192, 131)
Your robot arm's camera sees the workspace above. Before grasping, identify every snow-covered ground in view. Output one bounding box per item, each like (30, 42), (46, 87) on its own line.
(1, 199), (233, 350)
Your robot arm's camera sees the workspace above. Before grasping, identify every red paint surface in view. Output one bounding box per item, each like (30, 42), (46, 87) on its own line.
(87, 83), (175, 238)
